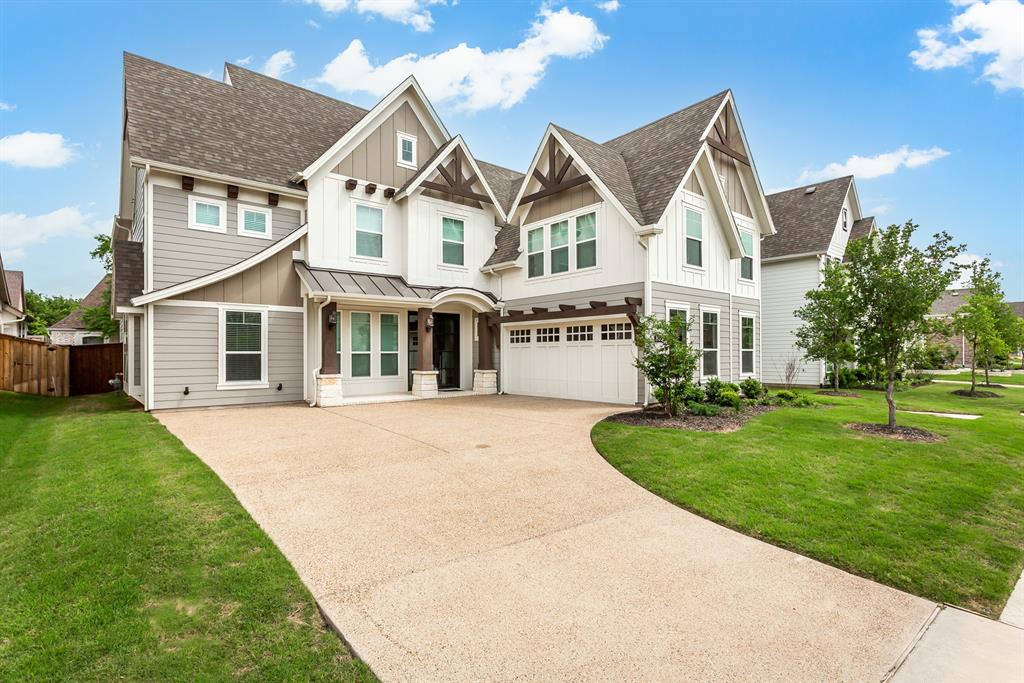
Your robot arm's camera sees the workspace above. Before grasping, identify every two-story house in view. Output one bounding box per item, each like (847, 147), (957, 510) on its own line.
(111, 53), (774, 411)
(760, 176), (875, 386)
(0, 251), (27, 338)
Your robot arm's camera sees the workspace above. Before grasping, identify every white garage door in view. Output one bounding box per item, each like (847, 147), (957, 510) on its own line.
(502, 319), (638, 404)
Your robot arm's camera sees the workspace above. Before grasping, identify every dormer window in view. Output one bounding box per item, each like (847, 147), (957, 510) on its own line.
(397, 132), (417, 169)
(842, 208), (848, 231)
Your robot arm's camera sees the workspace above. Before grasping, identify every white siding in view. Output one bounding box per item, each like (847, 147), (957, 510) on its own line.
(826, 191), (857, 260)
(761, 256), (824, 386)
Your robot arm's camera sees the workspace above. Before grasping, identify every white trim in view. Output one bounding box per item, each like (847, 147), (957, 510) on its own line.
(739, 311), (756, 378)
(116, 306), (144, 314)
(682, 204), (705, 271)
(761, 250), (825, 264)
(188, 195), (227, 233)
(145, 165), (153, 292)
(698, 147), (745, 259)
(131, 156), (307, 198)
(353, 201), (385, 260)
(738, 229), (755, 282)
(298, 76), (450, 180)
(699, 304), (721, 379)
(523, 203), (601, 281)
(217, 305), (269, 390)
(396, 131), (417, 169)
(154, 299), (303, 313)
(430, 288), (498, 312)
(237, 203), (273, 240)
(132, 225), (307, 305)
(146, 303), (153, 411)
(440, 211), (466, 267)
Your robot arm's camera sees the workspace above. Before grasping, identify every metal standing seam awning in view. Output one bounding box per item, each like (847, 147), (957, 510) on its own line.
(294, 261), (499, 306)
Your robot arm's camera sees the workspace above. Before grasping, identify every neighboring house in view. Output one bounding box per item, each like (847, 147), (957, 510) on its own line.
(928, 291), (1024, 366)
(0, 251), (28, 338)
(112, 53), (774, 411)
(760, 176), (875, 386)
(49, 276), (118, 346)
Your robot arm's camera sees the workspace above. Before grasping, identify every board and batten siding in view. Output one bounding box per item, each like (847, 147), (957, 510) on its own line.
(332, 101), (439, 187)
(760, 256), (824, 386)
(170, 247), (301, 307)
(151, 305), (303, 409)
(151, 184), (302, 290)
(521, 161), (599, 225)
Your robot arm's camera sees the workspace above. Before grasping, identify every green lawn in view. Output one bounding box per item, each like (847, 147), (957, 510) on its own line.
(925, 370), (1024, 385)
(591, 383), (1024, 616)
(0, 391), (374, 681)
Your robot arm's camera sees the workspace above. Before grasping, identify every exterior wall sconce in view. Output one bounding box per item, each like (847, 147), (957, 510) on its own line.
(425, 314), (435, 331)
(327, 311), (338, 328)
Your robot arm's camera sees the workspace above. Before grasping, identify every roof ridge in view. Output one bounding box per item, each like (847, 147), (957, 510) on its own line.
(768, 175), (853, 198)
(124, 51), (234, 90)
(602, 89), (730, 145)
(223, 62), (369, 113)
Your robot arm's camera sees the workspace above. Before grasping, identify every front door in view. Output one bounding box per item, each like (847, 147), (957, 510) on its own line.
(432, 312), (460, 390)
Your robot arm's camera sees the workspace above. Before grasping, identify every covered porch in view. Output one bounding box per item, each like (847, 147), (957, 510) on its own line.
(296, 263), (500, 407)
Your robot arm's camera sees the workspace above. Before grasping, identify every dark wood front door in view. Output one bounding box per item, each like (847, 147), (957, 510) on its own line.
(432, 313), (460, 390)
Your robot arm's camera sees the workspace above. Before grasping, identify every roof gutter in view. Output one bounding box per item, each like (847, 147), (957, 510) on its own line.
(762, 250), (826, 264)
(130, 157), (308, 198)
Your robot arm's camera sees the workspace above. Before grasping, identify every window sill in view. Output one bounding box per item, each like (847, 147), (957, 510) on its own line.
(217, 382), (269, 391)
(238, 230), (272, 240)
(525, 266), (603, 284)
(397, 161), (418, 171)
(438, 263), (468, 272)
(350, 254), (387, 265)
(188, 223), (227, 234)
(682, 265), (706, 274)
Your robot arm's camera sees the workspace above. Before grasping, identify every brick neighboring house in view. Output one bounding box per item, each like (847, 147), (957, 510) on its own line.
(929, 289), (1024, 366)
(49, 276), (119, 346)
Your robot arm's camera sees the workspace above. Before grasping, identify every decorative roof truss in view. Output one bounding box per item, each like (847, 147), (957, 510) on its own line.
(520, 136), (591, 205)
(421, 147), (493, 206)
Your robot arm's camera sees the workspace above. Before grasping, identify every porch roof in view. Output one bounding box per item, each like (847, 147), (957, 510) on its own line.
(295, 261), (498, 304)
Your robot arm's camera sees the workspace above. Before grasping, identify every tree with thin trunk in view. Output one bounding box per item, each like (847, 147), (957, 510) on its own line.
(845, 222), (964, 430)
(954, 295), (999, 394)
(633, 314), (701, 416)
(954, 259), (1014, 391)
(794, 258), (858, 393)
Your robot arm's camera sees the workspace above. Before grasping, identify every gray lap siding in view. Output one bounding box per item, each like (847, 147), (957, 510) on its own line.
(152, 185), (302, 290)
(151, 304), (303, 409)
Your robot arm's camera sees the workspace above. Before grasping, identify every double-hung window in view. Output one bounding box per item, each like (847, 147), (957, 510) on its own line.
(239, 204), (272, 239)
(351, 312), (371, 377)
(740, 231), (754, 280)
(355, 204), (383, 259)
(222, 309), (265, 386)
(380, 313), (399, 376)
(397, 132), (417, 168)
(685, 208), (703, 268)
(741, 315), (755, 375)
(667, 305), (689, 343)
(549, 220), (569, 274)
(575, 212), (597, 269)
(527, 227), (545, 278)
(189, 196), (227, 233)
(442, 216), (465, 266)
(702, 310), (719, 377)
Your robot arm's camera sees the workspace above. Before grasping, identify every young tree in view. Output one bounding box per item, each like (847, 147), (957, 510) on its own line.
(954, 294), (1000, 394)
(633, 314), (701, 416)
(845, 221), (964, 429)
(794, 258), (857, 392)
(82, 233), (118, 339)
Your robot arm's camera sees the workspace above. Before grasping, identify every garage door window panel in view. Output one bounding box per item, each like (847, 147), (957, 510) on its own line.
(566, 325), (593, 343)
(537, 327), (561, 343)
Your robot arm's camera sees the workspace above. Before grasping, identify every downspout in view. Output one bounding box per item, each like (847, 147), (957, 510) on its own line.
(639, 234), (652, 408)
(309, 295), (333, 406)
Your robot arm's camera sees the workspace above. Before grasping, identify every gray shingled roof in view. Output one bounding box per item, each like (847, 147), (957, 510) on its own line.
(762, 176), (853, 259)
(1008, 301), (1024, 318)
(295, 262), (497, 302)
(112, 240), (144, 309)
(850, 216), (875, 242)
(930, 288), (972, 317)
(124, 52), (368, 190)
(603, 89), (730, 225)
(477, 160), (525, 215)
(553, 125), (644, 224)
(52, 276), (110, 331)
(2, 268), (24, 312)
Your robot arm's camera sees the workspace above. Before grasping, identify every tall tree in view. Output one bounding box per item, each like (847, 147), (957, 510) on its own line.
(954, 294), (1000, 394)
(794, 258), (858, 392)
(82, 233), (118, 339)
(845, 221), (964, 429)
(23, 290), (80, 336)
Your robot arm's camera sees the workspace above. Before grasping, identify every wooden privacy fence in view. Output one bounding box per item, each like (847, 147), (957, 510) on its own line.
(0, 334), (69, 397)
(69, 343), (123, 396)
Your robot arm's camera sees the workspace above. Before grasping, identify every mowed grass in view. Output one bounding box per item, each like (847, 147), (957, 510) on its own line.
(925, 370), (1024, 385)
(591, 383), (1024, 616)
(0, 391), (374, 681)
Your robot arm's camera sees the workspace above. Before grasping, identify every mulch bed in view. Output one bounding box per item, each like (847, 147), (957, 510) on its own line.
(845, 422), (944, 443)
(951, 389), (1002, 398)
(605, 405), (775, 433)
(816, 390), (861, 398)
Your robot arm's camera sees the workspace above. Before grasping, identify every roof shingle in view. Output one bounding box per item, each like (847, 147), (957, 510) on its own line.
(762, 176), (853, 259)
(113, 240), (144, 309)
(52, 276), (110, 331)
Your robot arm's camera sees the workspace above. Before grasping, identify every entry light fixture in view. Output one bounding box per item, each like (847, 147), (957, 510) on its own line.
(425, 313), (435, 331)
(328, 311), (339, 328)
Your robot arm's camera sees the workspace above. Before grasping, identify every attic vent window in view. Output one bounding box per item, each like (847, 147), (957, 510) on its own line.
(396, 132), (417, 169)
(804, 186), (816, 195)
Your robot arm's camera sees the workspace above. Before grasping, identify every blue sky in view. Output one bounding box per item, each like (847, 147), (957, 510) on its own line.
(1, 0), (1022, 299)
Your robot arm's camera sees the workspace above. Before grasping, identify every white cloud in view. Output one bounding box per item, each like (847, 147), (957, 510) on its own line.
(0, 131), (76, 168)
(235, 55), (253, 66)
(797, 145), (950, 183)
(868, 204), (891, 216)
(307, 19), (321, 29)
(305, 0), (442, 32)
(0, 101), (14, 112)
(597, 0), (620, 11)
(314, 6), (608, 112)
(910, 0), (1024, 92)
(950, 252), (1005, 287)
(0, 207), (104, 261)
(262, 50), (296, 79)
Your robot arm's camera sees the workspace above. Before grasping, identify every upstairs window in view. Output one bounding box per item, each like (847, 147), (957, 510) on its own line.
(189, 196), (227, 233)
(549, 220), (569, 274)
(442, 216), (465, 266)
(685, 208), (703, 267)
(740, 231), (754, 280)
(575, 212), (597, 269)
(527, 227), (545, 278)
(842, 208), (849, 231)
(239, 205), (272, 239)
(397, 132), (417, 168)
(355, 204), (384, 259)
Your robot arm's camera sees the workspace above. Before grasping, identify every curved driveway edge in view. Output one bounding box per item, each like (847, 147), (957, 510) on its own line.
(158, 394), (936, 681)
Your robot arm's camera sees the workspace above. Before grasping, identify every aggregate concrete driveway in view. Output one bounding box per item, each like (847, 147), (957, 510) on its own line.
(158, 394), (935, 681)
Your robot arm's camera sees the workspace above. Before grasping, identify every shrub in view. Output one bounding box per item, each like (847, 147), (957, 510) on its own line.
(739, 377), (766, 399)
(717, 389), (742, 411)
(681, 384), (706, 406)
(826, 366), (857, 389)
(921, 341), (957, 370)
(704, 378), (738, 404)
(688, 402), (720, 417)
(775, 390), (798, 402)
